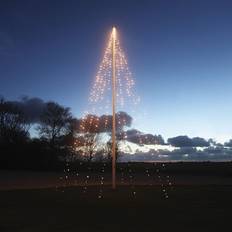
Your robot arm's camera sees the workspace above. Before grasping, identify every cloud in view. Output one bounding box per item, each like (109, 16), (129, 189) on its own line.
(6, 96), (46, 123)
(77, 111), (133, 133)
(121, 129), (165, 145)
(119, 146), (232, 162)
(167, 136), (210, 147)
(1, 96), (133, 130)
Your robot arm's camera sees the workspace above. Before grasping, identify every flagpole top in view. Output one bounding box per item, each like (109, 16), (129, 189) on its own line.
(112, 27), (116, 38)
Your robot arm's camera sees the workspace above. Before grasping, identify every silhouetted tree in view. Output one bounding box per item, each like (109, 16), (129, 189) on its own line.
(105, 139), (120, 162)
(60, 118), (80, 158)
(76, 133), (100, 162)
(224, 139), (232, 147)
(37, 102), (72, 146)
(0, 98), (29, 145)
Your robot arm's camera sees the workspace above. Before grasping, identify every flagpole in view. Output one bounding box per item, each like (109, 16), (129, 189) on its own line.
(112, 27), (116, 189)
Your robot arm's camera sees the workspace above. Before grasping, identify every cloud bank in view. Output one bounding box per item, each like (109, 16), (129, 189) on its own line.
(7, 96), (46, 123)
(121, 129), (165, 145)
(167, 136), (210, 147)
(119, 146), (232, 162)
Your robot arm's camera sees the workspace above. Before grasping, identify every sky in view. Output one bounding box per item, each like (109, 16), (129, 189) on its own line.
(1, 0), (232, 142)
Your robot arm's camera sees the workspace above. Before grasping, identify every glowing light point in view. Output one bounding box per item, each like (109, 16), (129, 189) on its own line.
(112, 27), (116, 39)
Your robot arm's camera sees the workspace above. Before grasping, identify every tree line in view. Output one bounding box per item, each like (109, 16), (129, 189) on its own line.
(1, 96), (219, 170)
(0, 98), (134, 170)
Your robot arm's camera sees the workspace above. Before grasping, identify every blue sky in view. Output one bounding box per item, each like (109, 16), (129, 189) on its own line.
(1, 0), (232, 142)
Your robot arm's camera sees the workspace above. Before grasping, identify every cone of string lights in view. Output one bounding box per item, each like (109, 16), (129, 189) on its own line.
(79, 27), (140, 189)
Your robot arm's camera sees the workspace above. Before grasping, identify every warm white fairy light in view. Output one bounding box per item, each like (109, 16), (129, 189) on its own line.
(78, 27), (140, 165)
(72, 28), (177, 199)
(86, 28), (139, 118)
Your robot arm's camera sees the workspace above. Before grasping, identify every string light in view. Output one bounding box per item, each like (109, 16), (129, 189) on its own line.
(76, 27), (141, 176)
(55, 28), (176, 201)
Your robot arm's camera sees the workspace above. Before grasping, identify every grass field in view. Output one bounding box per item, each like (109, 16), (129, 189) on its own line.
(0, 185), (232, 231)
(1, 162), (232, 232)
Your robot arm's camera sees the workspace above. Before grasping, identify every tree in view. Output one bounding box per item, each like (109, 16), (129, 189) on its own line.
(0, 98), (29, 145)
(83, 133), (99, 162)
(71, 111), (133, 162)
(75, 133), (100, 162)
(37, 102), (72, 146)
(224, 139), (232, 147)
(105, 139), (120, 162)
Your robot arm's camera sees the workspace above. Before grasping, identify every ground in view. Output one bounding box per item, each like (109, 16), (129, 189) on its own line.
(0, 162), (232, 231)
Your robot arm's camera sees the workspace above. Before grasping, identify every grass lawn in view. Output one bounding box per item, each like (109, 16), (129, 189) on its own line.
(0, 184), (231, 232)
